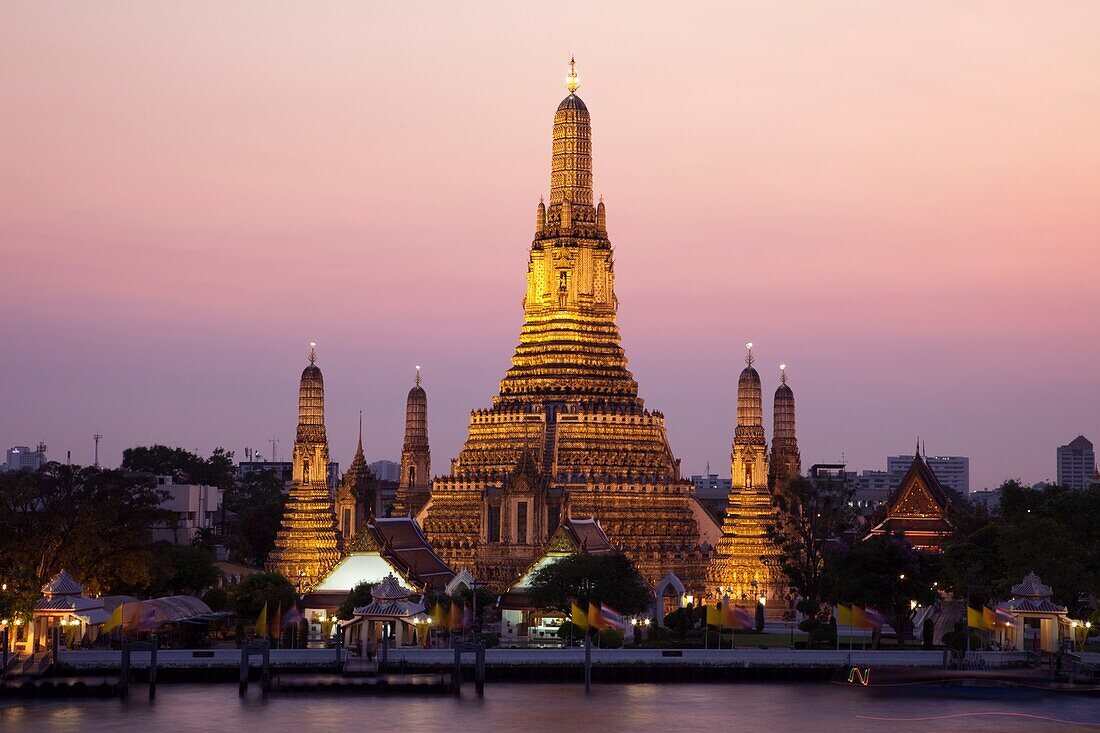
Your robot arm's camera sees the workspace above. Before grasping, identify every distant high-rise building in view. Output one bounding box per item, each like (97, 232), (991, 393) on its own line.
(4, 443), (48, 472)
(887, 454), (969, 495)
(1057, 435), (1096, 489)
(690, 472), (732, 500)
(369, 460), (401, 484)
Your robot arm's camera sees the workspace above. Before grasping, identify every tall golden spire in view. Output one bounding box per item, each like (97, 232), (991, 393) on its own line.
(550, 58), (592, 207)
(565, 55), (580, 93)
(268, 345), (341, 591)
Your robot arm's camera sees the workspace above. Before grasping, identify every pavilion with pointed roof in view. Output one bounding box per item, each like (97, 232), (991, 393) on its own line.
(997, 571), (1072, 652)
(865, 443), (954, 552)
(342, 573), (428, 652)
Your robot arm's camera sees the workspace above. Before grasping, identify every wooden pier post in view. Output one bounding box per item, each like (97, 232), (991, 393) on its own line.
(584, 633), (592, 694)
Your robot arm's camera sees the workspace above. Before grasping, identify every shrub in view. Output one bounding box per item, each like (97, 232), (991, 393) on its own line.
(479, 632), (499, 648)
(597, 628), (624, 648)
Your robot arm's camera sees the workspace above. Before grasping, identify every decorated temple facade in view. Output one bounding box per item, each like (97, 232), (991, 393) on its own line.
(268, 344), (342, 591)
(768, 364), (801, 494)
(422, 60), (708, 593)
(707, 344), (784, 607)
(866, 445), (953, 551)
(335, 412), (380, 542)
(393, 368), (431, 517)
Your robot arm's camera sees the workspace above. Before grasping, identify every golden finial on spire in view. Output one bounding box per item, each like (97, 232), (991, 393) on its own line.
(565, 55), (580, 94)
(415, 365), (422, 387)
(745, 342), (755, 366)
(309, 341), (317, 364)
(780, 363), (787, 384)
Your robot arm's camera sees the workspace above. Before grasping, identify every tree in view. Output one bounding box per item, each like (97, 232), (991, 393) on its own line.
(138, 544), (222, 597)
(228, 572), (298, 622)
(121, 445), (235, 490)
(767, 476), (856, 623)
(224, 469), (287, 565)
(831, 534), (942, 645)
(0, 463), (171, 595)
(527, 552), (651, 617)
(337, 581), (376, 621)
(943, 524), (1010, 603)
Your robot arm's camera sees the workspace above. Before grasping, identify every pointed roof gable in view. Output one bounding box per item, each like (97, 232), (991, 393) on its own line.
(866, 452), (953, 551)
(42, 570), (83, 597)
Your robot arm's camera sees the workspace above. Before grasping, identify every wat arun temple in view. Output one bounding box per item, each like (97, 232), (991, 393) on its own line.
(271, 61), (803, 608)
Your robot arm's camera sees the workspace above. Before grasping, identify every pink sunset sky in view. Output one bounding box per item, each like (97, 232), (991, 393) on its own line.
(2, 2), (1098, 490)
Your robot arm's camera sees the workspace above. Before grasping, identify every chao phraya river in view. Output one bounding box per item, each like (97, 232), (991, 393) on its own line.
(2, 683), (1098, 732)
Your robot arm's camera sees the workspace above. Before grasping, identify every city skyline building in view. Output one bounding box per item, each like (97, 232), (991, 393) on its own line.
(3, 443), (48, 472)
(887, 453), (969, 495)
(1057, 435), (1096, 489)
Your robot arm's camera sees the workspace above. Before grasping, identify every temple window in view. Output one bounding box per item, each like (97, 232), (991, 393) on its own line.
(488, 504), (501, 543)
(516, 501), (528, 544)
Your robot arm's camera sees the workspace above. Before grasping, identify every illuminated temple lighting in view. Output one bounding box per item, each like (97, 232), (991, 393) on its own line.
(421, 59), (707, 592)
(267, 344), (341, 592)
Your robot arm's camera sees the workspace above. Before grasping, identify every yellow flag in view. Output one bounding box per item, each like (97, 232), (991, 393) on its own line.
(706, 603), (722, 627)
(967, 606), (990, 630)
(572, 603), (588, 630)
(102, 603), (124, 632)
(431, 603), (445, 626)
(852, 605), (871, 629)
(836, 604), (854, 626)
(255, 602), (268, 637)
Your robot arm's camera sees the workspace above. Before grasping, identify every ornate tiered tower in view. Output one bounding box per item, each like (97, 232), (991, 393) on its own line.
(768, 364), (801, 493)
(707, 343), (782, 605)
(268, 343), (342, 592)
(422, 60), (707, 592)
(336, 412), (380, 542)
(393, 367), (431, 517)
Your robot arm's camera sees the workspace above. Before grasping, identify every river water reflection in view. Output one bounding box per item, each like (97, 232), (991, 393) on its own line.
(2, 683), (1098, 732)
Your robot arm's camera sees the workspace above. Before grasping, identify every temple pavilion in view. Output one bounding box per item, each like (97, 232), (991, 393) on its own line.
(998, 571), (1072, 652)
(865, 446), (954, 551)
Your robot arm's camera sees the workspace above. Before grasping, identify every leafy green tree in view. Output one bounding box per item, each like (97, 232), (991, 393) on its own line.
(228, 572), (298, 622)
(767, 476), (856, 622)
(0, 463), (171, 595)
(527, 552), (651, 617)
(337, 581), (376, 621)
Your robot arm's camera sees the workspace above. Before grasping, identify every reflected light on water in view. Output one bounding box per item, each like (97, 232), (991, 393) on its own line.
(2, 683), (1099, 733)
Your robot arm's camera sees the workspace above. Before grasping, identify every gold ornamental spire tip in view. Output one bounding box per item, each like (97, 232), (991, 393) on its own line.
(780, 363), (787, 384)
(745, 342), (755, 366)
(415, 365), (422, 387)
(565, 56), (580, 94)
(309, 341), (317, 364)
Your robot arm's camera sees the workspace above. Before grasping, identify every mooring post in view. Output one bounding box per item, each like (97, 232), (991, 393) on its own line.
(584, 633), (592, 694)
(335, 627), (343, 673)
(474, 643), (485, 698)
(261, 641), (270, 694)
(239, 644), (249, 697)
(120, 642), (131, 698)
(149, 639), (158, 700)
(2, 627), (9, 679)
(452, 645), (462, 694)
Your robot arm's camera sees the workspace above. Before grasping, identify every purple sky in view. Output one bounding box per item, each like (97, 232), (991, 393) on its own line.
(2, 3), (1098, 490)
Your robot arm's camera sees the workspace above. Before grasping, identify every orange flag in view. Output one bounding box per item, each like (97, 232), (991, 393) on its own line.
(588, 602), (605, 631)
